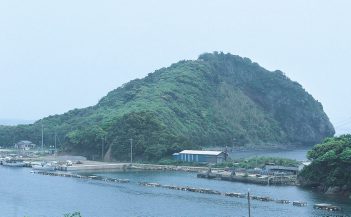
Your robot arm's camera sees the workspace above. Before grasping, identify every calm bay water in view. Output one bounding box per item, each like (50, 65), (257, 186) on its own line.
(1, 149), (350, 217)
(1, 167), (350, 217)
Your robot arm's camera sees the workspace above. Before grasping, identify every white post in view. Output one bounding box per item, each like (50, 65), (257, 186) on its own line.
(101, 136), (104, 161)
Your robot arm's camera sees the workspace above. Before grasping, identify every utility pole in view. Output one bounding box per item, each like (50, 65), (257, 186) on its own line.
(41, 120), (44, 151)
(54, 129), (57, 156)
(101, 136), (104, 161)
(248, 190), (251, 217)
(129, 138), (133, 164)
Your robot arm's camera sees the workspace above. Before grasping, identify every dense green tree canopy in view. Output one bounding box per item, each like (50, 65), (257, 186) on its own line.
(299, 135), (351, 190)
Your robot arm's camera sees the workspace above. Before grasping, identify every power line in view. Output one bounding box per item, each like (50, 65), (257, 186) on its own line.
(334, 117), (351, 126)
(335, 120), (351, 128)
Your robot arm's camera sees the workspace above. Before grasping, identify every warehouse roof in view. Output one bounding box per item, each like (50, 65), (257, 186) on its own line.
(179, 150), (223, 156)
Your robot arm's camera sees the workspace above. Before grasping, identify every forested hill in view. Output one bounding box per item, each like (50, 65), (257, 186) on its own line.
(0, 52), (335, 161)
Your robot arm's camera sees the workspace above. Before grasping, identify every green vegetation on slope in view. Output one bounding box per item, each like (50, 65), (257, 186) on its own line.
(299, 135), (351, 194)
(215, 156), (299, 169)
(0, 52), (335, 161)
(158, 156), (299, 169)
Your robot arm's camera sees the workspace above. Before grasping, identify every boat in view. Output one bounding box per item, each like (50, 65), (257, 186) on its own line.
(251, 195), (274, 202)
(2, 157), (26, 167)
(314, 203), (342, 211)
(32, 162), (56, 171)
(225, 192), (246, 198)
(276, 199), (290, 204)
(293, 201), (307, 207)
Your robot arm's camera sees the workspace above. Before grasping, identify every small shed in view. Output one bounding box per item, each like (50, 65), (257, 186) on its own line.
(14, 140), (36, 150)
(173, 150), (225, 164)
(264, 165), (299, 175)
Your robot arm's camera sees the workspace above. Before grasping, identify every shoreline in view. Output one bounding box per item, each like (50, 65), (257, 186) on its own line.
(66, 161), (212, 173)
(31, 159), (300, 187)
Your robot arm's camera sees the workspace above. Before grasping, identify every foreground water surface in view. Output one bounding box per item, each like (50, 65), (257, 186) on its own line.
(1, 165), (350, 217)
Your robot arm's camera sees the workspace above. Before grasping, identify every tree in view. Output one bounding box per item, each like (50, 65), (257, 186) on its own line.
(300, 134), (351, 190)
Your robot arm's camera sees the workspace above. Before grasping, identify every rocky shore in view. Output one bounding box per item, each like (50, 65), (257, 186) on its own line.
(298, 177), (351, 198)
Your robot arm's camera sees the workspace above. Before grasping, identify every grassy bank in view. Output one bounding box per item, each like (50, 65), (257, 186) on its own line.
(157, 156), (299, 169)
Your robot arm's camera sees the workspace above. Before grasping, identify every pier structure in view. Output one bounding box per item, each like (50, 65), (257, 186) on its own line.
(197, 170), (298, 186)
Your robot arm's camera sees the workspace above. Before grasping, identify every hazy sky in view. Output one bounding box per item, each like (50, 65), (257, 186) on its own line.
(0, 1), (350, 134)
